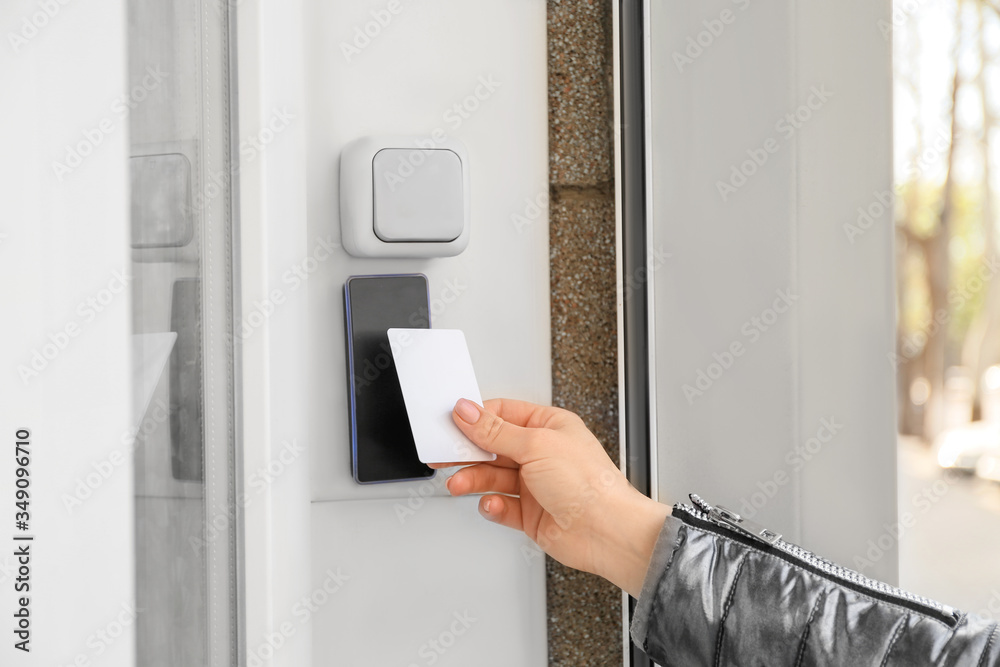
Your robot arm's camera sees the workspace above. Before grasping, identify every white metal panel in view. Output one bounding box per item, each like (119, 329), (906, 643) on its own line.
(306, 0), (551, 503)
(792, 0), (897, 584)
(0, 1), (134, 665)
(304, 0), (549, 661)
(237, 0), (314, 666)
(646, 0), (898, 583)
(311, 497), (546, 666)
(239, 0), (549, 664)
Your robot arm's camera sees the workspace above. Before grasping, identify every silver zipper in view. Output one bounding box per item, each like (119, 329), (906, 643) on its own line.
(682, 494), (959, 624)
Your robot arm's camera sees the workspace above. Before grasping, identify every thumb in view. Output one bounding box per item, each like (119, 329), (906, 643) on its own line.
(453, 398), (532, 462)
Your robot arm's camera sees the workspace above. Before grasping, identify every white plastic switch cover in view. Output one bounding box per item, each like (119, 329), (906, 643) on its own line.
(373, 148), (464, 242)
(387, 328), (496, 463)
(340, 136), (471, 258)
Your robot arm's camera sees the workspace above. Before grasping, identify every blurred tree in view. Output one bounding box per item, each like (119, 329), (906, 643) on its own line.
(896, 0), (962, 438)
(961, 0), (1000, 414)
(896, 0), (1000, 438)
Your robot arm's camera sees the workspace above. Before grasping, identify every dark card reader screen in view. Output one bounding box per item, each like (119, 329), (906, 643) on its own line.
(345, 274), (434, 484)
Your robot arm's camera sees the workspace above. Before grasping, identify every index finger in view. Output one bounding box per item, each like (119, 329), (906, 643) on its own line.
(483, 398), (569, 430)
(427, 398), (565, 468)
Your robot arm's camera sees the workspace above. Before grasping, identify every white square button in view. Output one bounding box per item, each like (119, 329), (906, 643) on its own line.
(372, 148), (465, 243)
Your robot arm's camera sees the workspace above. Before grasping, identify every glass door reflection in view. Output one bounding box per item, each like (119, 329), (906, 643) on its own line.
(127, 1), (240, 664)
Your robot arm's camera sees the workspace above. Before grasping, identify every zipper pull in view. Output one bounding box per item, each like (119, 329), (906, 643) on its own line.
(689, 494), (782, 546)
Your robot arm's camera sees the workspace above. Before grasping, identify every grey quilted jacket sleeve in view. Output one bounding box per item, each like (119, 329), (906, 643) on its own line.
(630, 495), (1000, 666)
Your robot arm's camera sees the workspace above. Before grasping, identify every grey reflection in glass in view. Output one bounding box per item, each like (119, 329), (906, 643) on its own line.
(127, 0), (238, 665)
(130, 154), (194, 249)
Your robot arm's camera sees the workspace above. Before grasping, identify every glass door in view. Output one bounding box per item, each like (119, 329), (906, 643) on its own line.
(127, 1), (241, 664)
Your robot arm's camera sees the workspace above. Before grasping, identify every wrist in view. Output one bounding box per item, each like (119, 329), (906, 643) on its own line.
(592, 487), (671, 598)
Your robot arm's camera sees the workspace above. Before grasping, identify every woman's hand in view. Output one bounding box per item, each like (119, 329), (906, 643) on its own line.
(436, 398), (670, 598)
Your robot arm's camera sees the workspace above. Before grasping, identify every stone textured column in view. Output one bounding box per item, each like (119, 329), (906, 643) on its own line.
(547, 1), (621, 664)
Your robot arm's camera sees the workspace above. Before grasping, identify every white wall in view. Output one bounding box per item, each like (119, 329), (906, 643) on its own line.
(239, 1), (551, 665)
(0, 1), (135, 665)
(645, 0), (898, 583)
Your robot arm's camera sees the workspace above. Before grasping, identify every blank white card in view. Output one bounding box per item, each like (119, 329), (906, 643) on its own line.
(387, 328), (496, 464)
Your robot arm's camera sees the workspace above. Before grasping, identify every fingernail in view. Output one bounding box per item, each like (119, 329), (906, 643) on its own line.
(483, 498), (492, 514)
(445, 475), (455, 493)
(455, 398), (481, 424)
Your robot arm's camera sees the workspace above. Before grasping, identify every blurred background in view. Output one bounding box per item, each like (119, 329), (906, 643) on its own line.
(894, 0), (1000, 617)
